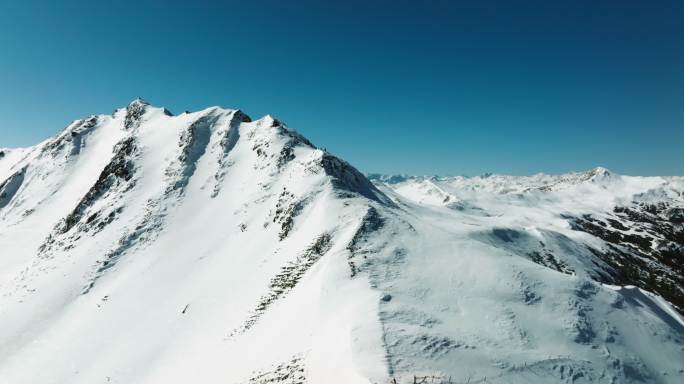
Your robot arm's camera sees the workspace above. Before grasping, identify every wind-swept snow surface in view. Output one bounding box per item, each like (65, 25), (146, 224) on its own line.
(0, 100), (682, 383)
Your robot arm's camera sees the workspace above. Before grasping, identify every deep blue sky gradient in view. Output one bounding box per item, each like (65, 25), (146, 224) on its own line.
(1, 0), (682, 175)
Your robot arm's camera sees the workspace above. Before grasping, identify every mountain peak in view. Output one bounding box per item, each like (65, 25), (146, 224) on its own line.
(256, 114), (282, 128)
(585, 166), (614, 183)
(127, 97), (149, 108)
(590, 166), (611, 175)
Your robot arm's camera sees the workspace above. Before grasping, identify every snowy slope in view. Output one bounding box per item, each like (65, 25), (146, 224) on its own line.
(370, 171), (684, 314)
(0, 100), (682, 384)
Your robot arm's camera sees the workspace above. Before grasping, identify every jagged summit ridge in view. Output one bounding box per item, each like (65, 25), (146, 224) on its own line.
(21, 99), (388, 206)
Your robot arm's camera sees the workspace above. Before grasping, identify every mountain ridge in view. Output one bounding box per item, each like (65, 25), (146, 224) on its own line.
(0, 101), (682, 383)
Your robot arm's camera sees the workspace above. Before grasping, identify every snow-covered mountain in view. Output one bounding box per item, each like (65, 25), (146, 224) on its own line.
(369, 171), (684, 313)
(0, 100), (682, 384)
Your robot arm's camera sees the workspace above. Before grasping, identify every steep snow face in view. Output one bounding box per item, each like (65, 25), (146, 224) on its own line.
(0, 100), (389, 384)
(0, 101), (682, 384)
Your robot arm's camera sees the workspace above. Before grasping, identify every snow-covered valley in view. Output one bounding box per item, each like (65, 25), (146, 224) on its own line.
(0, 100), (682, 383)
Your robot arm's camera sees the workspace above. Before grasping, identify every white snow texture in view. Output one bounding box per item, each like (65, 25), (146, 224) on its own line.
(0, 100), (682, 384)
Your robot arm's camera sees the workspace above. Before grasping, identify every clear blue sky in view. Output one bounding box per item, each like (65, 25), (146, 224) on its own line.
(1, 0), (682, 176)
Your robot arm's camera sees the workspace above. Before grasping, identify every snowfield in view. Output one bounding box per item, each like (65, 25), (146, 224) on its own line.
(0, 100), (682, 383)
